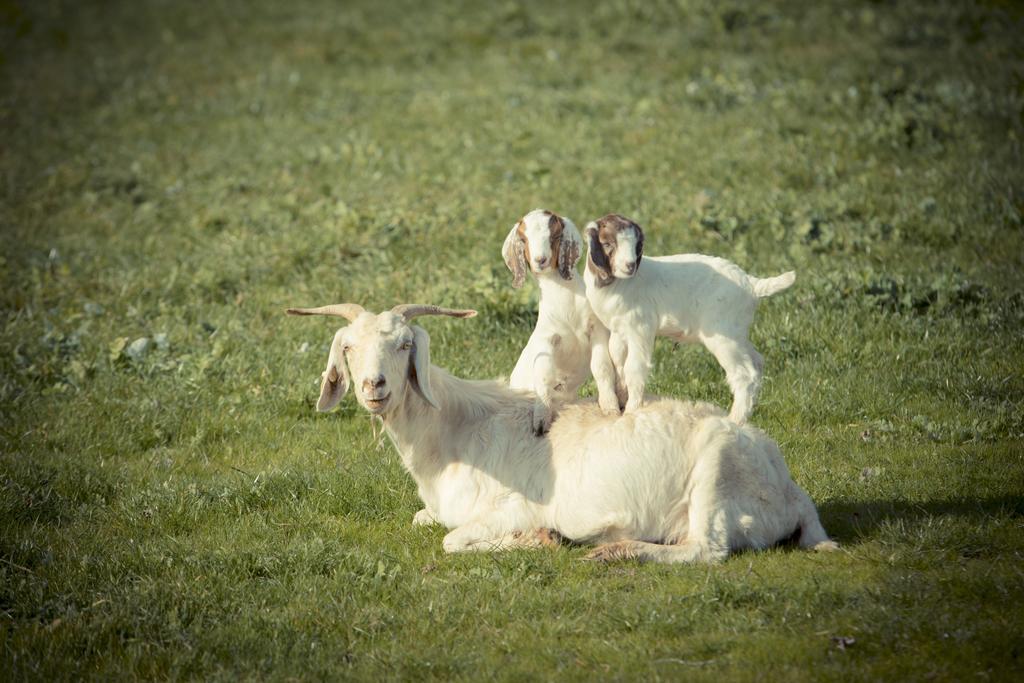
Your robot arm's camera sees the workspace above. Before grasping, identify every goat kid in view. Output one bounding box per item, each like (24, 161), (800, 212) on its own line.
(502, 209), (620, 434)
(287, 302), (837, 563)
(584, 213), (795, 424)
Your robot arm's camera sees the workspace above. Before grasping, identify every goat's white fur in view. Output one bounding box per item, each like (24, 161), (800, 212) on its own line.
(584, 215), (795, 423)
(290, 305), (836, 563)
(503, 209), (620, 433)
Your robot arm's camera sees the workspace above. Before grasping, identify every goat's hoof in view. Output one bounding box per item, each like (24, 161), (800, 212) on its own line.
(585, 541), (640, 563)
(441, 535), (470, 553)
(515, 528), (564, 548)
(532, 407), (553, 436)
(412, 509), (437, 526)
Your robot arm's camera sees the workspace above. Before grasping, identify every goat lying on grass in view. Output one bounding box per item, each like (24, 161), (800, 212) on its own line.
(503, 209), (620, 434)
(287, 302), (836, 563)
(584, 213), (796, 423)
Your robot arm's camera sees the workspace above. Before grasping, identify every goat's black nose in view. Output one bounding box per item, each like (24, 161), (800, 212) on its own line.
(534, 256), (549, 267)
(624, 261), (637, 274)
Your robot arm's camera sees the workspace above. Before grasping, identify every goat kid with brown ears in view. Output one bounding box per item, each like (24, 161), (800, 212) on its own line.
(503, 209), (621, 434)
(583, 213), (796, 424)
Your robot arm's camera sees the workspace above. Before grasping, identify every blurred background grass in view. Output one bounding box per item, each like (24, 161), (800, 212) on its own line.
(1, 0), (1023, 679)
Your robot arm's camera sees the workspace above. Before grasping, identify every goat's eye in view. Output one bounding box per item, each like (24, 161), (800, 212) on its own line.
(399, 341), (413, 351)
(342, 345), (351, 354)
(602, 242), (614, 250)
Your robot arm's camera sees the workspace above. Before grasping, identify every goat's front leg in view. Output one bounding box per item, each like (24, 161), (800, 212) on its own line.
(412, 507), (439, 526)
(442, 517), (559, 553)
(620, 330), (653, 413)
(608, 330), (629, 410)
(589, 324), (622, 415)
(530, 339), (560, 435)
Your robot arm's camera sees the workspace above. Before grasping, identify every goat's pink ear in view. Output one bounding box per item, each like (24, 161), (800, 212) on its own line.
(558, 218), (582, 280)
(409, 326), (439, 409)
(501, 222), (527, 289)
(317, 331), (350, 412)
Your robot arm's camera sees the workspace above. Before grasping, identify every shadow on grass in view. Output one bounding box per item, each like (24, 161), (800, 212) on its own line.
(818, 495), (1024, 543)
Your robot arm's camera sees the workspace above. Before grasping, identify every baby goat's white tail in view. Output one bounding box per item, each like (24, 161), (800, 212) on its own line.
(752, 271), (796, 298)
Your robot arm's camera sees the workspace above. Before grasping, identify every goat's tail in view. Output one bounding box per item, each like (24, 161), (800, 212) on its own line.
(752, 270), (796, 298)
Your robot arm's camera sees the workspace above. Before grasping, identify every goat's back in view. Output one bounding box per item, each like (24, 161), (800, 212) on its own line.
(542, 398), (726, 541)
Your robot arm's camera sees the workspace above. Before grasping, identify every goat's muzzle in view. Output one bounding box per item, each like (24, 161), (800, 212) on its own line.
(359, 373), (390, 411)
(362, 385), (391, 414)
(362, 393), (389, 413)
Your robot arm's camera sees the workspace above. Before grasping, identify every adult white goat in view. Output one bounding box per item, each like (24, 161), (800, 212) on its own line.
(584, 213), (795, 424)
(502, 209), (621, 434)
(286, 302), (836, 563)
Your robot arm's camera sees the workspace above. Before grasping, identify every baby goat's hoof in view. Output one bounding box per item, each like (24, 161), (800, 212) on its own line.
(598, 397), (622, 417)
(532, 403), (554, 436)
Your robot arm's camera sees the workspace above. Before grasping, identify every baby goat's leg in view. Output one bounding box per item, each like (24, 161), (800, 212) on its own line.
(608, 331), (629, 409)
(589, 325), (622, 415)
(702, 334), (763, 424)
(530, 339), (559, 434)
(620, 331), (654, 413)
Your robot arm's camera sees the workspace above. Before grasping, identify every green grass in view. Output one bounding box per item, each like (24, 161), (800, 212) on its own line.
(2, 0), (1023, 679)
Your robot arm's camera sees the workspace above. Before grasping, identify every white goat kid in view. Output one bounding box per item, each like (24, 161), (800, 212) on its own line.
(584, 213), (796, 424)
(287, 302), (837, 563)
(502, 209), (620, 433)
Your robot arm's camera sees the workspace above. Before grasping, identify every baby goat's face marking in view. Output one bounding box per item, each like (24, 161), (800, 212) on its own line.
(518, 210), (562, 274)
(504, 209), (580, 284)
(587, 214), (644, 283)
(613, 229), (641, 278)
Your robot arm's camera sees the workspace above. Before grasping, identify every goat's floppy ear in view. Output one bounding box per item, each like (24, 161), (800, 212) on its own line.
(633, 222), (644, 268)
(586, 222), (612, 281)
(501, 222), (527, 289)
(558, 217), (582, 281)
(317, 329), (350, 412)
(409, 325), (439, 410)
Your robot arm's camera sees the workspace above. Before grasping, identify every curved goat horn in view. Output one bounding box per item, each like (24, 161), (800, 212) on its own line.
(285, 303), (366, 321)
(390, 304), (477, 321)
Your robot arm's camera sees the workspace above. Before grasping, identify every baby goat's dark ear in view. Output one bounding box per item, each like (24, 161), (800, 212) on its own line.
(585, 222), (612, 281)
(502, 222), (528, 289)
(556, 216), (581, 281)
(633, 221), (644, 266)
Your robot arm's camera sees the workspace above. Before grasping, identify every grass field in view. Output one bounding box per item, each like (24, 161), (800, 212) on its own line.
(2, 0), (1023, 679)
